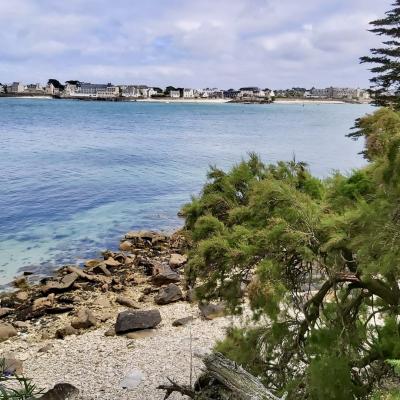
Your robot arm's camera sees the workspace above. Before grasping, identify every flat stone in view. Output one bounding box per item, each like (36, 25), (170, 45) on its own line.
(0, 323), (18, 341)
(125, 329), (154, 339)
(120, 369), (144, 390)
(0, 307), (13, 318)
(115, 309), (161, 334)
(71, 308), (97, 330)
(116, 295), (139, 309)
(13, 321), (29, 329)
(40, 383), (79, 399)
(172, 316), (194, 327)
(199, 303), (226, 320)
(155, 284), (183, 305)
(169, 253), (188, 268)
(85, 259), (102, 268)
(42, 272), (79, 294)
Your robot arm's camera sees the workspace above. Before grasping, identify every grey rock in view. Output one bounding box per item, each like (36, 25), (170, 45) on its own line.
(151, 264), (180, 286)
(155, 284), (183, 305)
(172, 316), (194, 327)
(199, 303), (226, 320)
(115, 309), (161, 334)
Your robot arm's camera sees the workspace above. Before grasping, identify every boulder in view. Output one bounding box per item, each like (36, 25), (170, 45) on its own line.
(169, 253), (188, 268)
(0, 323), (17, 341)
(115, 309), (161, 334)
(151, 264), (180, 286)
(0, 307), (13, 319)
(199, 303), (226, 320)
(71, 308), (97, 330)
(119, 241), (133, 251)
(40, 383), (79, 400)
(116, 295), (139, 309)
(42, 272), (79, 294)
(155, 284), (183, 305)
(55, 325), (78, 339)
(172, 316), (194, 327)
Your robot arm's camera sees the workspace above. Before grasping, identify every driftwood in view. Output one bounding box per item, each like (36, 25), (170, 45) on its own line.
(158, 352), (286, 400)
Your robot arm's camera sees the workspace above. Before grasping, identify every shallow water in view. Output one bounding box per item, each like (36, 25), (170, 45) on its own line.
(0, 98), (372, 283)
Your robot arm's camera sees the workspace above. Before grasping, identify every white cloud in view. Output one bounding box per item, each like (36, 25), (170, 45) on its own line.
(0, 0), (393, 88)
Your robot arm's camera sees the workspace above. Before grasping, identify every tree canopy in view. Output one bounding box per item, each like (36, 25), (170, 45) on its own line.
(182, 109), (400, 399)
(361, 0), (400, 108)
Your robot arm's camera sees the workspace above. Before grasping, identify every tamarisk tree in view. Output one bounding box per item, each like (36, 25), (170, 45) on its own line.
(182, 110), (400, 399)
(361, 0), (400, 108)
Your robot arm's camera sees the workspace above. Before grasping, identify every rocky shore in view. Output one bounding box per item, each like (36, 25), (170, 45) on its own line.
(0, 231), (235, 399)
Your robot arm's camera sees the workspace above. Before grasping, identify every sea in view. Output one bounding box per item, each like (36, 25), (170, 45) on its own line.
(0, 98), (372, 285)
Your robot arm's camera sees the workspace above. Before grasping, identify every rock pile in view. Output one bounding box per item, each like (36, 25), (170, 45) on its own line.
(0, 230), (190, 340)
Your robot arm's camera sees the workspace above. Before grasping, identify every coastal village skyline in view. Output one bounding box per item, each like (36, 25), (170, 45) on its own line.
(0, 80), (371, 102)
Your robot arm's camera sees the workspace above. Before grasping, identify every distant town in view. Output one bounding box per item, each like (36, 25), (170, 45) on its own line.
(0, 80), (372, 103)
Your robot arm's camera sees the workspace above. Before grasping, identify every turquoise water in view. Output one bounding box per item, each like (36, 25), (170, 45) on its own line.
(0, 98), (372, 284)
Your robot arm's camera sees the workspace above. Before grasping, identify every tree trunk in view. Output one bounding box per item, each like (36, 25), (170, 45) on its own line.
(201, 353), (286, 400)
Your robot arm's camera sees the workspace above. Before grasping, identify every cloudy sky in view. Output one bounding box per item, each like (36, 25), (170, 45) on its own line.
(0, 0), (392, 88)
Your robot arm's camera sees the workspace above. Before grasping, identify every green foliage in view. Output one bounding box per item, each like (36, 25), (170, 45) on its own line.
(308, 355), (355, 400)
(183, 108), (400, 399)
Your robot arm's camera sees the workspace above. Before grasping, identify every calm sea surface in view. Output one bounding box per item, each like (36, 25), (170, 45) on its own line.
(0, 98), (372, 284)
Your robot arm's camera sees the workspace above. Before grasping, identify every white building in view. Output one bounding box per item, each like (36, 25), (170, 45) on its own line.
(170, 90), (181, 98)
(70, 83), (119, 98)
(122, 86), (140, 97)
(7, 82), (24, 93)
(183, 88), (195, 98)
(25, 83), (44, 94)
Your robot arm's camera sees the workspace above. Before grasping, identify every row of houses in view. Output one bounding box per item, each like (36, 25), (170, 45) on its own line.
(0, 81), (276, 100)
(0, 81), (370, 101)
(275, 87), (371, 100)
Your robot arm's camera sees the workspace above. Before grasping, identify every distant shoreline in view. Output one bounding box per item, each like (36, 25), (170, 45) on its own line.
(0, 95), (371, 105)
